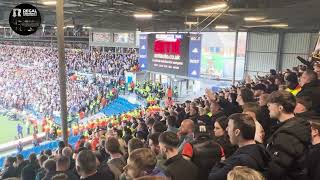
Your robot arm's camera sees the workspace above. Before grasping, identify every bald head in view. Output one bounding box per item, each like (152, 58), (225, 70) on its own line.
(62, 147), (73, 157)
(179, 119), (194, 135)
(259, 94), (269, 106)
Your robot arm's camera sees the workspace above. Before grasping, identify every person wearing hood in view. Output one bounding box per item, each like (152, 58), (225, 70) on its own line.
(208, 113), (270, 180)
(296, 70), (320, 114)
(266, 91), (310, 180)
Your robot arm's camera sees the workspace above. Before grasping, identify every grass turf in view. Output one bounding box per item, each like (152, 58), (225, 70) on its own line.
(0, 115), (37, 144)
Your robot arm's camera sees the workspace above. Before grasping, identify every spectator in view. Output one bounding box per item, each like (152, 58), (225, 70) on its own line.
(98, 138), (110, 162)
(213, 117), (237, 158)
(297, 70), (320, 113)
(84, 142), (92, 150)
(182, 123), (223, 180)
(0, 46), (136, 119)
(76, 150), (107, 180)
(134, 176), (168, 180)
(267, 78), (279, 93)
(52, 173), (69, 180)
(177, 119), (195, 152)
(307, 120), (320, 180)
(62, 147), (75, 170)
(96, 153), (115, 180)
(228, 92), (242, 114)
(75, 136), (86, 153)
(266, 90), (310, 180)
(136, 131), (148, 143)
(159, 131), (198, 180)
(187, 106), (199, 124)
(242, 103), (265, 143)
(198, 107), (211, 128)
(227, 166), (265, 180)
(114, 128), (126, 155)
(42, 159), (57, 180)
(105, 137), (126, 180)
(21, 153), (39, 180)
(148, 132), (166, 171)
(294, 96), (313, 114)
(294, 96), (320, 121)
(35, 155), (48, 180)
(56, 141), (66, 155)
(151, 122), (167, 134)
(146, 118), (155, 133)
(236, 88), (255, 106)
(209, 113), (270, 180)
(258, 94), (269, 108)
(313, 63), (320, 79)
(128, 138), (144, 155)
(209, 102), (226, 127)
(1, 156), (17, 179)
(123, 126), (133, 145)
(285, 72), (301, 96)
(15, 154), (28, 177)
(44, 149), (53, 157)
(56, 156), (79, 180)
(122, 148), (166, 179)
(252, 84), (267, 98)
(165, 116), (178, 134)
(257, 94), (277, 140)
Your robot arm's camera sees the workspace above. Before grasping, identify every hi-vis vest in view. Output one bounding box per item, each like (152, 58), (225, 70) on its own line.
(286, 85), (301, 96)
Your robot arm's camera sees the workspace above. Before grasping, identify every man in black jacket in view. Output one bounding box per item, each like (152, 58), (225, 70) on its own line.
(21, 153), (40, 180)
(209, 113), (270, 180)
(15, 154), (28, 177)
(56, 156), (79, 180)
(307, 120), (320, 180)
(182, 123), (223, 180)
(296, 70), (320, 113)
(1, 156), (17, 179)
(159, 131), (199, 180)
(266, 91), (311, 180)
(76, 150), (113, 180)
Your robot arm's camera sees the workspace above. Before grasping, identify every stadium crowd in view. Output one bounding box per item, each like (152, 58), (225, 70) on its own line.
(1, 57), (320, 180)
(0, 46), (138, 119)
(1, 40), (320, 180)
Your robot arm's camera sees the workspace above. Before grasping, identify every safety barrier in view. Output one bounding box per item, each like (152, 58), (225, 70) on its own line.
(0, 135), (80, 168)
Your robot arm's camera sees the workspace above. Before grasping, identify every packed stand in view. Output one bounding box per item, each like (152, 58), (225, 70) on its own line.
(1, 60), (320, 180)
(0, 45), (138, 127)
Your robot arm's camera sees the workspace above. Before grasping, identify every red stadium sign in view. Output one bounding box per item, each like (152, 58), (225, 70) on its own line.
(154, 39), (181, 55)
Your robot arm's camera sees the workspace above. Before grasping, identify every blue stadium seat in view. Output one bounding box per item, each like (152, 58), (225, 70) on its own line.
(0, 135), (80, 168)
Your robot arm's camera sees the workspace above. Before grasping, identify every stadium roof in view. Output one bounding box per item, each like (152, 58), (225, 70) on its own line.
(0, 0), (319, 32)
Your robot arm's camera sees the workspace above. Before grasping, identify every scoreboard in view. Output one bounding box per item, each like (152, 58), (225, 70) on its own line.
(139, 33), (201, 78)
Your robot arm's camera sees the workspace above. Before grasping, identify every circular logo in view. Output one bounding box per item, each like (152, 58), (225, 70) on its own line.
(9, 3), (41, 36)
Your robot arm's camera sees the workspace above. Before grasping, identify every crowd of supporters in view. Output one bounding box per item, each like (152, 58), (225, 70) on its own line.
(1, 59), (320, 180)
(0, 46), (138, 118)
(1, 40), (320, 180)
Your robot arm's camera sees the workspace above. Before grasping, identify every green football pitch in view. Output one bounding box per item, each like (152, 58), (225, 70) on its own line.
(0, 115), (38, 145)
